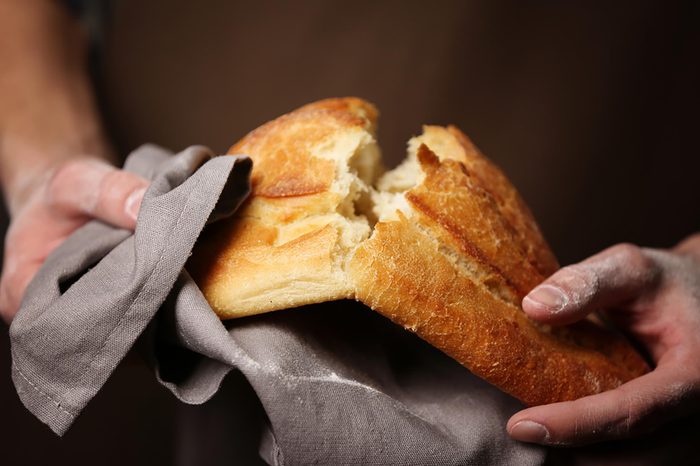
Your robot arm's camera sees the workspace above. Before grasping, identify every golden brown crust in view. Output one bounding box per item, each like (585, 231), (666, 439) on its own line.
(405, 145), (546, 300)
(190, 97), (376, 318)
(191, 97), (649, 405)
(228, 98), (376, 198)
(358, 144), (648, 404)
(188, 212), (351, 316)
(297, 97), (379, 133)
(348, 212), (648, 405)
(419, 125), (559, 279)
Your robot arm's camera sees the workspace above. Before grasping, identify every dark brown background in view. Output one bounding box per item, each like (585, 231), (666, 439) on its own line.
(1, 1), (699, 464)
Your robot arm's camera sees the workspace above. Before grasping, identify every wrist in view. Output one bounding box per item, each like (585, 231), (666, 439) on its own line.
(0, 71), (113, 214)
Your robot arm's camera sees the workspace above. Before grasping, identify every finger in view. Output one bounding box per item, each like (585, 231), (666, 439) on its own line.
(48, 159), (149, 229)
(0, 257), (41, 324)
(674, 233), (700, 262)
(507, 365), (698, 446)
(522, 243), (660, 325)
(0, 220), (69, 323)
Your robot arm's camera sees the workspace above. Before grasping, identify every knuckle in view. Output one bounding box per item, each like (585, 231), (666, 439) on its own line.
(620, 394), (647, 437)
(45, 160), (85, 207)
(45, 159), (112, 215)
(613, 384), (679, 438)
(612, 243), (653, 271)
(611, 242), (640, 260)
(97, 170), (134, 211)
(611, 243), (661, 289)
(556, 264), (599, 297)
(597, 393), (647, 439)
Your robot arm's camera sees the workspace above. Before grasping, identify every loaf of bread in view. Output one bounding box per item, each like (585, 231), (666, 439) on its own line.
(187, 97), (649, 405)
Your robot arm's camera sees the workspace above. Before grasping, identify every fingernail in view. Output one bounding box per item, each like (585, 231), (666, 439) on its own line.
(509, 420), (550, 444)
(524, 284), (568, 312)
(125, 187), (146, 222)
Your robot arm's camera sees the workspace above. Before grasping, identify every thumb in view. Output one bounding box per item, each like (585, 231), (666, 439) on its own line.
(522, 244), (660, 325)
(48, 159), (149, 229)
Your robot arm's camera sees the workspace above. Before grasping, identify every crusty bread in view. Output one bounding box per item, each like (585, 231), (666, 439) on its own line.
(188, 97), (649, 405)
(188, 98), (380, 316)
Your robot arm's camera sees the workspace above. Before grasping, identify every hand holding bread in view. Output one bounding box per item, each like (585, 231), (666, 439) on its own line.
(188, 97), (650, 410)
(510, 241), (700, 446)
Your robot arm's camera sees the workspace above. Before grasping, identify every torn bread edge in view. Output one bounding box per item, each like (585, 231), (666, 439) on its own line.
(188, 97), (649, 406)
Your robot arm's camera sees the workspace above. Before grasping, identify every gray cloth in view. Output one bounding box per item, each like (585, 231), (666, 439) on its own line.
(10, 145), (546, 465)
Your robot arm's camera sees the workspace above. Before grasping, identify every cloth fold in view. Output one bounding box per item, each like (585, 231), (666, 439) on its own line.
(10, 145), (546, 465)
(10, 145), (252, 435)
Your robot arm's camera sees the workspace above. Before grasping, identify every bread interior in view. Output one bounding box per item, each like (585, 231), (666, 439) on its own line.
(328, 131), (435, 273)
(192, 110), (538, 319)
(371, 138), (424, 222)
(340, 130), (523, 309)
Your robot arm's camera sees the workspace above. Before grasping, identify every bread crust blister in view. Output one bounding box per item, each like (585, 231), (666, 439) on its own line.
(188, 97), (649, 405)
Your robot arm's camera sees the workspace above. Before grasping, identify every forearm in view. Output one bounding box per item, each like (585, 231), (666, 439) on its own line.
(0, 0), (112, 214)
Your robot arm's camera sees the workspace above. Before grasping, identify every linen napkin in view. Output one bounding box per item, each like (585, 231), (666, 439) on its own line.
(10, 144), (546, 465)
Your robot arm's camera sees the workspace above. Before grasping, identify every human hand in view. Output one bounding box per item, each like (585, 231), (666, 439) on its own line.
(0, 158), (149, 323)
(507, 239), (700, 446)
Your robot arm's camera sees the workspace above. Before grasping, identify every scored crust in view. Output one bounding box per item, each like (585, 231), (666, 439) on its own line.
(188, 97), (649, 405)
(349, 145), (647, 405)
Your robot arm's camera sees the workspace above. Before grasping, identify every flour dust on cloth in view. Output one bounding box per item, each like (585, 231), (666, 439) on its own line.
(9, 145), (546, 465)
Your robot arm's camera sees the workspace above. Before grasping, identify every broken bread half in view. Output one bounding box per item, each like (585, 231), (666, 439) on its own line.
(187, 97), (649, 406)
